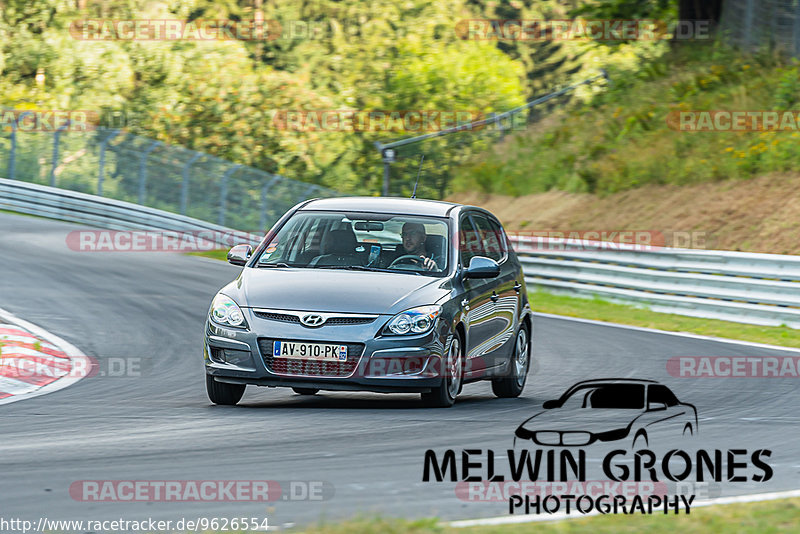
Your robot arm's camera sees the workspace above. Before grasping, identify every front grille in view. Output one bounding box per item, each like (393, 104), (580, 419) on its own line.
(533, 431), (592, 446)
(253, 311), (301, 324)
(324, 317), (375, 326)
(253, 311), (375, 326)
(257, 338), (365, 377)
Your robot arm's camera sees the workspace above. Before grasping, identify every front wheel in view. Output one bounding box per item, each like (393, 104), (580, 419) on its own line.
(421, 334), (462, 408)
(492, 326), (530, 398)
(206, 375), (245, 405)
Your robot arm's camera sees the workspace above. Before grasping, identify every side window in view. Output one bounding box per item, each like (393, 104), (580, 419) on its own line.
(648, 385), (679, 407)
(459, 215), (484, 266)
(471, 215), (503, 262)
(488, 218), (509, 260)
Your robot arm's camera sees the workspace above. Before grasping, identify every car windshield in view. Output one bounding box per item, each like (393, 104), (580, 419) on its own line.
(254, 211), (450, 276)
(560, 384), (645, 409)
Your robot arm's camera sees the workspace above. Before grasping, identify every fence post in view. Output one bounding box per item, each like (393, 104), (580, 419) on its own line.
(97, 129), (120, 197)
(138, 140), (161, 205)
(180, 152), (202, 215)
(743, 0), (755, 48)
(8, 111), (33, 180)
(260, 175), (281, 230)
(794, 0), (800, 56)
(8, 124), (14, 180)
(50, 121), (71, 188)
(377, 145), (395, 196)
(219, 164), (242, 226)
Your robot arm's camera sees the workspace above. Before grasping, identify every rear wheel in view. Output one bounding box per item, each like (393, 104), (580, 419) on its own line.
(206, 375), (245, 405)
(492, 326), (530, 398)
(421, 334), (462, 408)
(292, 387), (319, 396)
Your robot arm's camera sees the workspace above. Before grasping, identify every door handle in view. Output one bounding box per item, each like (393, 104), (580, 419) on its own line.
(490, 292), (499, 303)
(513, 282), (522, 293)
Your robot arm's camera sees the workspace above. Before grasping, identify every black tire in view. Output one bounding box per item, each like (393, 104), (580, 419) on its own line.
(206, 375), (245, 405)
(292, 387), (319, 396)
(421, 334), (463, 408)
(492, 326), (530, 398)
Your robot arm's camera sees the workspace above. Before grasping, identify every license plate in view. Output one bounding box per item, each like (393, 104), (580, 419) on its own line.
(273, 341), (348, 361)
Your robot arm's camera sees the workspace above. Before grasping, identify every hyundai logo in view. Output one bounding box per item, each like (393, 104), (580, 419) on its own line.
(300, 314), (326, 327)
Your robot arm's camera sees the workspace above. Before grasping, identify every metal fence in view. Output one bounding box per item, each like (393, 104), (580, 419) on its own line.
(721, 0), (800, 54)
(373, 72), (609, 198)
(0, 178), (262, 247)
(0, 127), (339, 232)
(512, 236), (800, 329)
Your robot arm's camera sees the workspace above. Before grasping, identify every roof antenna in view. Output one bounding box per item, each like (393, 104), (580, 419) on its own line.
(411, 154), (424, 199)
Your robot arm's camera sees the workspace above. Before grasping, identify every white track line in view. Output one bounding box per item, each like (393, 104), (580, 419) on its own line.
(533, 312), (800, 354)
(449, 488), (800, 527)
(0, 306), (91, 405)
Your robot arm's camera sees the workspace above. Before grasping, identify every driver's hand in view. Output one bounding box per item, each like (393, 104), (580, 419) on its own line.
(420, 255), (438, 270)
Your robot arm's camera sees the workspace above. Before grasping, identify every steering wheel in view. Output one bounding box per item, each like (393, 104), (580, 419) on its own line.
(388, 254), (425, 268)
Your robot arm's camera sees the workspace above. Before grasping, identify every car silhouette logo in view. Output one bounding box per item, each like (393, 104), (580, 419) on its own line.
(300, 314), (326, 327)
(514, 378), (698, 449)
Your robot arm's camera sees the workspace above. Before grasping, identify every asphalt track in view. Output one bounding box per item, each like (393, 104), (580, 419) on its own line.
(1, 212), (799, 527)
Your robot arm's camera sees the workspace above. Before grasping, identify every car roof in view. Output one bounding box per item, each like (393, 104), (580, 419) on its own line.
(300, 197), (463, 217)
(566, 378), (659, 389)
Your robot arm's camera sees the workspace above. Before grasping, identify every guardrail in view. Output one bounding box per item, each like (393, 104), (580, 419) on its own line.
(0, 178), (262, 246)
(510, 236), (800, 329)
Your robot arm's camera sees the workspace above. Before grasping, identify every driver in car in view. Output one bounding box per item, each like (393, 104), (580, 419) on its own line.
(395, 222), (438, 271)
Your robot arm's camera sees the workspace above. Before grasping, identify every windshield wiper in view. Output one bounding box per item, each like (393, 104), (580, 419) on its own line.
(313, 265), (421, 275)
(257, 262), (291, 268)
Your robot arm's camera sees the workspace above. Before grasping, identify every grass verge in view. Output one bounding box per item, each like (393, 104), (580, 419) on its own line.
(295, 497), (800, 533)
(529, 289), (800, 349)
(187, 249), (230, 261)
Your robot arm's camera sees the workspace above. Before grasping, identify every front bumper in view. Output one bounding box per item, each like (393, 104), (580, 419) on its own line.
(203, 308), (447, 393)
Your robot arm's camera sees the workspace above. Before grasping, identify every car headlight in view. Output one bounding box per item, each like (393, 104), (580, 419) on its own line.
(383, 305), (440, 335)
(209, 294), (248, 328)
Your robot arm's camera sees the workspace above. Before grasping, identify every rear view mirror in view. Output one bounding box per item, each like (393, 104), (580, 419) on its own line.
(647, 402), (667, 412)
(227, 244), (253, 266)
(354, 221), (384, 232)
(542, 400), (560, 409)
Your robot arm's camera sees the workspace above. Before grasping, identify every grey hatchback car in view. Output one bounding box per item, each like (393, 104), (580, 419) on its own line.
(204, 197), (532, 407)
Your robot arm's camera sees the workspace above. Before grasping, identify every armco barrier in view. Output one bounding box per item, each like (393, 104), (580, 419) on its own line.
(0, 178), (262, 246)
(511, 235), (800, 329)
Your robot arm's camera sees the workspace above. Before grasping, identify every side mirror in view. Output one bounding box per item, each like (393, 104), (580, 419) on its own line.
(647, 401), (667, 412)
(227, 244), (253, 266)
(542, 400), (560, 409)
(464, 256), (500, 279)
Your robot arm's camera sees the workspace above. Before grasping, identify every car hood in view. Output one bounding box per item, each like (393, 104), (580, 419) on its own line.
(519, 408), (643, 434)
(225, 267), (451, 314)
